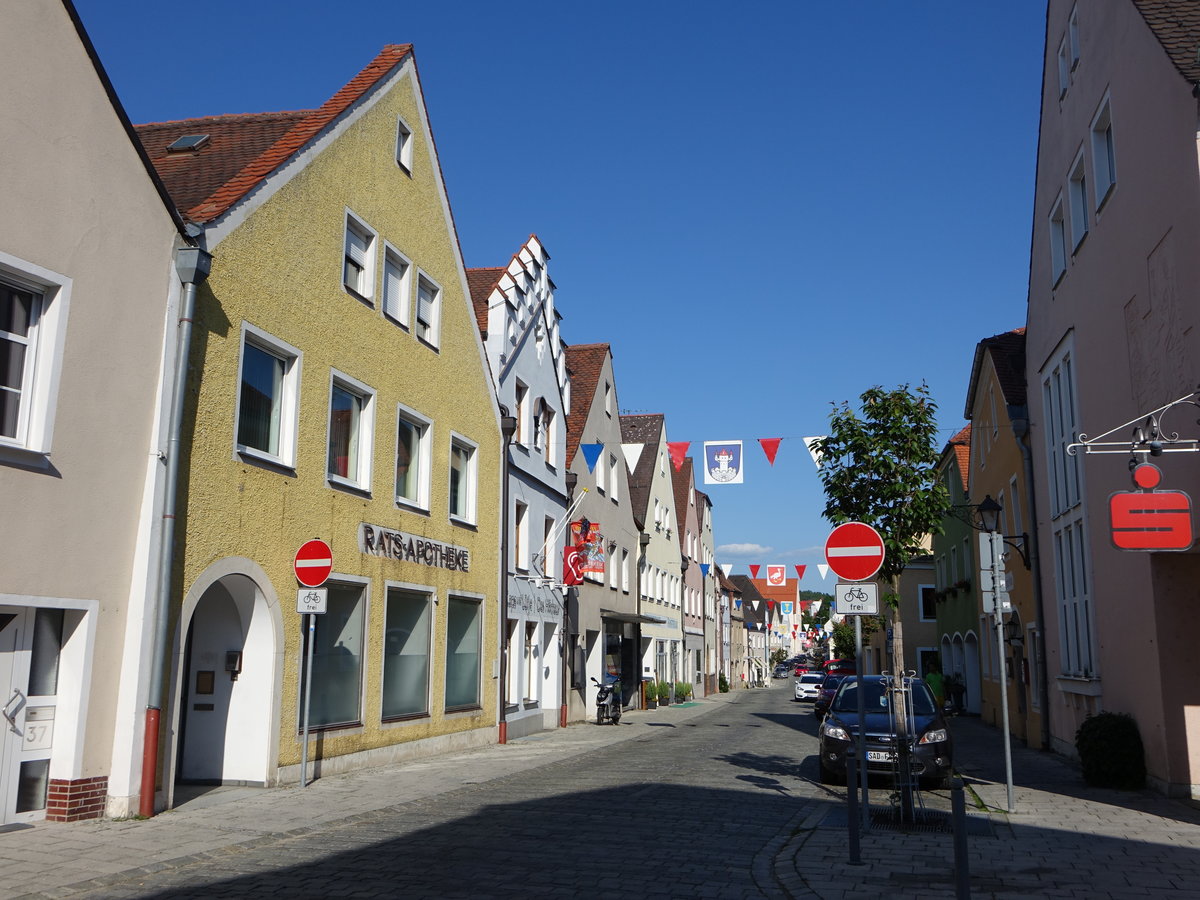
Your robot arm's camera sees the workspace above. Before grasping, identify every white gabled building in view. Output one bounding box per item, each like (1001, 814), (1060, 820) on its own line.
(468, 236), (570, 739)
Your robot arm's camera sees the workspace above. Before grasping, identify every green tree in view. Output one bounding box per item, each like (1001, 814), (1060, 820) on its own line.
(812, 384), (949, 817)
(812, 384), (947, 673)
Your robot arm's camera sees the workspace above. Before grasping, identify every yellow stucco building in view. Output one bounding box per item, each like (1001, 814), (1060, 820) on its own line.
(135, 46), (502, 807)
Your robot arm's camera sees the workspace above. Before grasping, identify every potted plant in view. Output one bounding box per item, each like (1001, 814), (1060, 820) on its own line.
(658, 681), (673, 705)
(643, 680), (657, 709)
(675, 681), (692, 702)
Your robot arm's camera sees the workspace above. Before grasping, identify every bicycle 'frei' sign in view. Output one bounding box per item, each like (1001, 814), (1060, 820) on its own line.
(1110, 463), (1194, 551)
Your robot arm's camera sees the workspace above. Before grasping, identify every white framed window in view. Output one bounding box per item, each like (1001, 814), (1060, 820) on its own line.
(395, 403), (431, 510)
(543, 516), (555, 575)
(236, 323), (301, 468)
(415, 271), (441, 348)
(523, 622), (538, 703)
(0, 254), (71, 460)
(596, 446), (606, 494)
(604, 381), (612, 416)
(1068, 5), (1080, 69)
(541, 406), (555, 466)
(1068, 151), (1088, 250)
(514, 382), (528, 445)
(621, 549), (630, 593)
(327, 370), (375, 490)
(1043, 346), (1080, 517)
(1090, 97), (1116, 209)
(382, 244), (411, 327)
(448, 433), (478, 524)
(343, 212), (376, 301)
(1049, 195), (1067, 286)
(1055, 519), (1094, 677)
(299, 579), (367, 728)
(514, 500), (529, 571)
(608, 453), (619, 502)
(445, 595), (482, 711)
(1057, 37), (1070, 98)
(395, 115), (414, 172)
(382, 586), (432, 720)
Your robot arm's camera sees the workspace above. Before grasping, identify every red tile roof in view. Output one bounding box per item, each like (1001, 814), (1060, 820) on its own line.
(670, 456), (695, 553)
(465, 267), (504, 336)
(950, 423), (971, 490)
(1134, 1), (1200, 84)
(564, 343), (610, 466)
(135, 45), (412, 223)
(964, 327), (1026, 419)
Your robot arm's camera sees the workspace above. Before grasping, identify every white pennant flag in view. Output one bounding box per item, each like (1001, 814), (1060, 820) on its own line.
(719, 563), (732, 577)
(621, 442), (644, 473)
(809, 598), (823, 614)
(803, 436), (826, 469)
(817, 564), (830, 580)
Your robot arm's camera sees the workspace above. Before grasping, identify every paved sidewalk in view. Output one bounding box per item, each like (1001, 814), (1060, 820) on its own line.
(1, 688), (750, 900)
(782, 714), (1200, 899)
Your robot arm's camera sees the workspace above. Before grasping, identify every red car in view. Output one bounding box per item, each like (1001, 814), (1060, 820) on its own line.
(823, 659), (856, 675)
(793, 664), (810, 676)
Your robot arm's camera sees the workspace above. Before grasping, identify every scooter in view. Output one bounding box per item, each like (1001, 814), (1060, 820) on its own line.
(591, 676), (622, 725)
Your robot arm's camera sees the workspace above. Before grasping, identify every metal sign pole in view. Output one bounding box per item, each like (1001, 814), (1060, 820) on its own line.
(301, 612), (315, 787)
(855, 613), (869, 830)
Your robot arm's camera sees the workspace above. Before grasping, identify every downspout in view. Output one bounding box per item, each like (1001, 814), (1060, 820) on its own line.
(1011, 407), (1052, 751)
(140, 245), (211, 818)
(497, 409), (516, 744)
(561, 472), (578, 728)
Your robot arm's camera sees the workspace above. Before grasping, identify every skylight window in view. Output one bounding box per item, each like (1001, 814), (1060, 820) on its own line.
(166, 134), (210, 153)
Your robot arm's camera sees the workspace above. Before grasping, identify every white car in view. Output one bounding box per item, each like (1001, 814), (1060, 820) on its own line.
(794, 672), (824, 701)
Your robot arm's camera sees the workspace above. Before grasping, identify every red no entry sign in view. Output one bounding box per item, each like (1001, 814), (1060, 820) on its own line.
(824, 522), (885, 582)
(294, 539), (333, 587)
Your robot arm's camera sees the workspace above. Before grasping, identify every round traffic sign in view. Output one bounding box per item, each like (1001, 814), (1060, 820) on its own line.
(823, 522), (885, 582)
(294, 539), (333, 587)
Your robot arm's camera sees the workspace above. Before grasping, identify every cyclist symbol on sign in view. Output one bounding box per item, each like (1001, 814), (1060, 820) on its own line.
(300, 590), (323, 611)
(846, 585), (867, 605)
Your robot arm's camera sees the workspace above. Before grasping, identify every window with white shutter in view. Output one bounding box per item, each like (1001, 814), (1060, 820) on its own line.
(343, 214), (376, 300)
(416, 272), (441, 347)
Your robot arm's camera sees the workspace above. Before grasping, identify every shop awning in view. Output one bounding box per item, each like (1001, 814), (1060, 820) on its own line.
(600, 608), (667, 625)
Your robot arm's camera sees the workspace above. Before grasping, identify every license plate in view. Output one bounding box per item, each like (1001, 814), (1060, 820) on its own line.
(866, 750), (895, 763)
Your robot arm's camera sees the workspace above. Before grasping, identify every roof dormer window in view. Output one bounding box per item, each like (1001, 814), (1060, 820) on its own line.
(166, 134), (210, 153)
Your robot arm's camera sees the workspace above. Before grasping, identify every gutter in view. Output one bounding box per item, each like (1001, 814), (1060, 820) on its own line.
(140, 245), (211, 818)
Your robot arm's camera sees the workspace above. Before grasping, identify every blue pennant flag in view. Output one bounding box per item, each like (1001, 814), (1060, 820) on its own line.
(581, 443), (604, 473)
(734, 598), (742, 610)
(699, 563), (710, 577)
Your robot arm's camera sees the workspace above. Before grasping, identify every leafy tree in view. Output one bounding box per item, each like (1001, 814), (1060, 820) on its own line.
(812, 383), (949, 818)
(831, 616), (882, 659)
(812, 383), (948, 673)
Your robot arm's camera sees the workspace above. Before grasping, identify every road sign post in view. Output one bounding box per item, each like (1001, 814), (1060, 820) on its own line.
(294, 540), (332, 788)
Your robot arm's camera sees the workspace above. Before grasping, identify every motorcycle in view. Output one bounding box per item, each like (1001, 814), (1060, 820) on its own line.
(591, 676), (622, 725)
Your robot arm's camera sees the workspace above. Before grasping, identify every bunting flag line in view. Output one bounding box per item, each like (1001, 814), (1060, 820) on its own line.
(781, 601), (793, 616)
(667, 441), (690, 471)
(734, 598), (742, 610)
(749, 564), (761, 579)
(699, 563), (710, 577)
(758, 437), (782, 465)
(766, 564), (785, 586)
(703, 440), (744, 485)
(803, 436), (826, 469)
(719, 563), (732, 577)
(620, 442), (643, 474)
(752, 600), (761, 611)
(794, 564), (807, 581)
(817, 564), (830, 580)
(581, 443), (604, 473)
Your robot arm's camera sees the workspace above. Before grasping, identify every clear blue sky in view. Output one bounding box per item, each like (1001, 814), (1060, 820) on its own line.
(77, 0), (1047, 585)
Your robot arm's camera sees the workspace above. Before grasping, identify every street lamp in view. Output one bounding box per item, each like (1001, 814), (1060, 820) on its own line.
(972, 494), (1016, 812)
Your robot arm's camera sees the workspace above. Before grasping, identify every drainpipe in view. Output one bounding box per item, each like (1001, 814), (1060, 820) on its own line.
(497, 409), (517, 744)
(1011, 407), (1052, 751)
(139, 245), (211, 818)
(561, 471), (577, 728)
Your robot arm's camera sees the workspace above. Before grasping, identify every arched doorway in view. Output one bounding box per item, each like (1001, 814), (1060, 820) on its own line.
(964, 632), (982, 715)
(172, 564), (280, 792)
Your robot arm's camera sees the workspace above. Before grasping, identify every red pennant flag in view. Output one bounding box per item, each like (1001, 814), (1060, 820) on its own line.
(749, 564), (761, 579)
(794, 564), (807, 581)
(766, 599), (775, 609)
(767, 622), (773, 631)
(667, 441), (690, 471)
(758, 438), (782, 465)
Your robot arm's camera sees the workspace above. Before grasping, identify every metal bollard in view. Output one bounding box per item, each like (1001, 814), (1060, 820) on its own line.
(951, 776), (970, 898)
(847, 753), (862, 865)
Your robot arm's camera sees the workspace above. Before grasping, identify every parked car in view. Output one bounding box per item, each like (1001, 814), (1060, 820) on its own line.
(812, 674), (845, 717)
(794, 671), (825, 702)
(817, 675), (953, 788)
(823, 658), (856, 675)
(772, 664), (790, 679)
